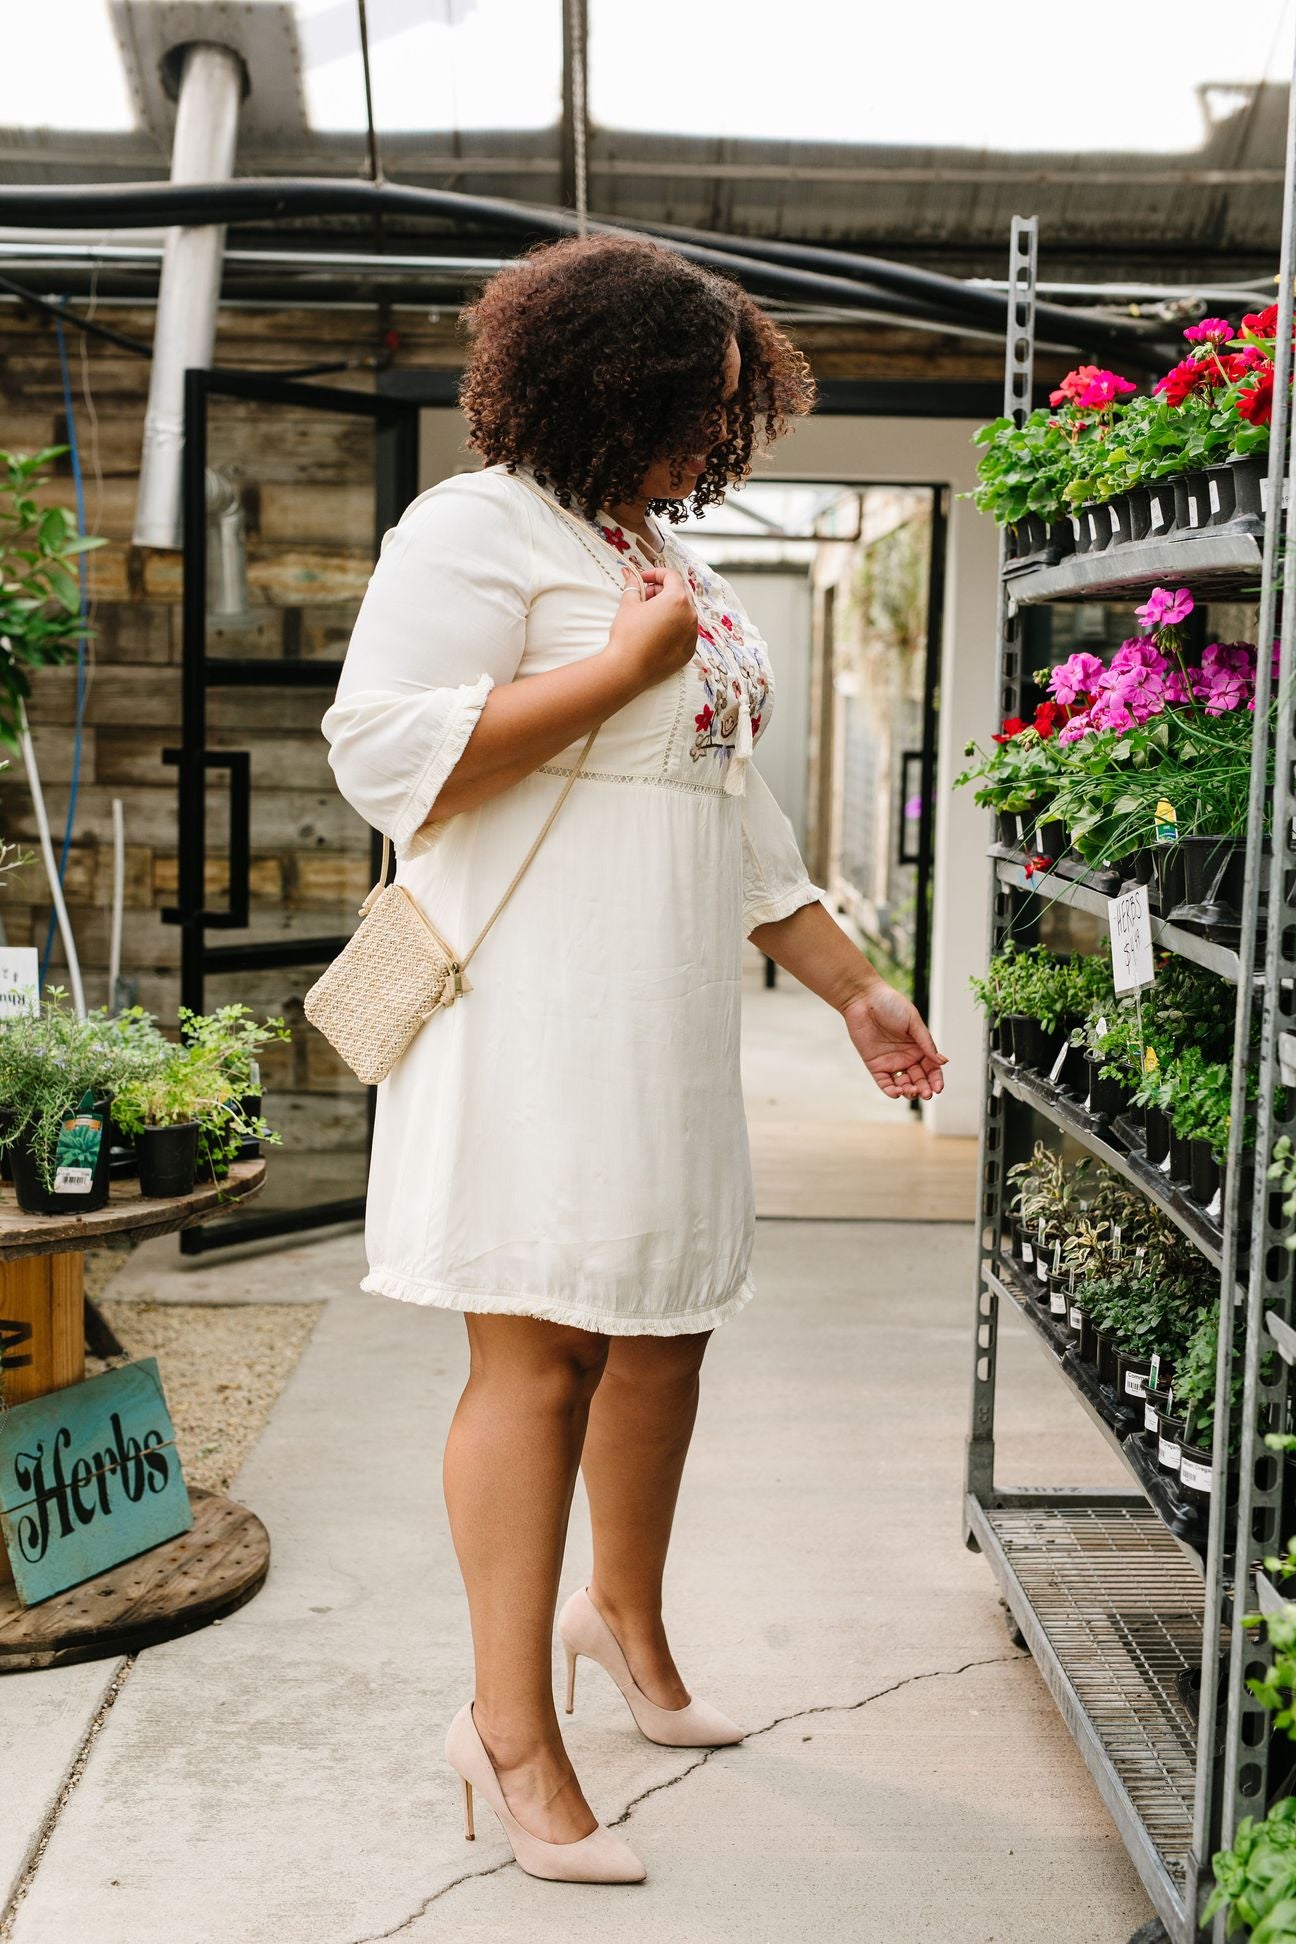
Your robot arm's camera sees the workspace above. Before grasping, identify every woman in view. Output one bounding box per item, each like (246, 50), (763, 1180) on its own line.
(322, 233), (946, 1886)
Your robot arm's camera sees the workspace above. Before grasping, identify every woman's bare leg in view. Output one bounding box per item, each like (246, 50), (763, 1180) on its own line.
(580, 1330), (712, 1708)
(443, 1313), (609, 1843)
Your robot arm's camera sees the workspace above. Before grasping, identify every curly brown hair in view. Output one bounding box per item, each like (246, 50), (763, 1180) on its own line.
(457, 233), (817, 524)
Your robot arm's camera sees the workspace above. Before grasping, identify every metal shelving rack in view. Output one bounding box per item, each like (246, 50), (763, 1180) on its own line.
(964, 126), (1296, 1943)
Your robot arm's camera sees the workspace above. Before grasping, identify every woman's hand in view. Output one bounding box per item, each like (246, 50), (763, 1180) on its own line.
(601, 564), (698, 696)
(843, 982), (948, 1101)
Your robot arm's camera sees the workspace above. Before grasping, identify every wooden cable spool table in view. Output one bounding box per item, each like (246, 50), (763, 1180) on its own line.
(0, 1160), (272, 1671)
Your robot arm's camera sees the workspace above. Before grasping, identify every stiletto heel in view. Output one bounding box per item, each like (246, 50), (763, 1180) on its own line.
(557, 1585), (745, 1748)
(444, 1701), (646, 1883)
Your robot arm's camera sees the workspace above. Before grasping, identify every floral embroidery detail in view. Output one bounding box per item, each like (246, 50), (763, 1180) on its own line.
(583, 511), (773, 775)
(685, 562), (769, 767)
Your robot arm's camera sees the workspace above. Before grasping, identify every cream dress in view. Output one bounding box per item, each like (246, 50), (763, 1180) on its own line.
(322, 461), (823, 1335)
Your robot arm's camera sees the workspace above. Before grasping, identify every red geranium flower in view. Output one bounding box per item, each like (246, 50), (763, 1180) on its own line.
(1033, 700), (1062, 739)
(992, 715), (1027, 744)
(1242, 303), (1280, 339)
(1023, 854), (1053, 879)
(1237, 361), (1276, 426)
(1153, 357), (1214, 406)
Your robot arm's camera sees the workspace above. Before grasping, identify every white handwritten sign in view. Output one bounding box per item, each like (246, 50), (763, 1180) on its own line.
(1108, 885), (1155, 995)
(0, 950), (39, 1019)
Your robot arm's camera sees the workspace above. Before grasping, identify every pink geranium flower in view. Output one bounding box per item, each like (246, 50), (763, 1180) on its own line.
(1049, 651), (1104, 704)
(1202, 640), (1255, 678)
(1183, 317), (1234, 346)
(1074, 370), (1137, 409)
(1203, 671), (1250, 716)
(1110, 636), (1168, 675)
(1049, 364), (1100, 407)
(1058, 712), (1095, 744)
(1135, 586), (1194, 631)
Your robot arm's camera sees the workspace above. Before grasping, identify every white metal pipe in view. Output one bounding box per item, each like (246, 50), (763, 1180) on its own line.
(133, 41), (244, 551)
(109, 796), (124, 1008)
(18, 704), (85, 1018)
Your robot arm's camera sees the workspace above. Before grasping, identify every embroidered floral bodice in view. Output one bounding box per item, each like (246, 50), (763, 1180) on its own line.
(583, 509), (774, 796)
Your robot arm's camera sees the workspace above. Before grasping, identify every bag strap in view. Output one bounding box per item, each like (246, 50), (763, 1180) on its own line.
(359, 471), (646, 947)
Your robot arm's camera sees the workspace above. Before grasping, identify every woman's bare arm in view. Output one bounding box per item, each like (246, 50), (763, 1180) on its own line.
(749, 900), (948, 1101)
(422, 564), (698, 825)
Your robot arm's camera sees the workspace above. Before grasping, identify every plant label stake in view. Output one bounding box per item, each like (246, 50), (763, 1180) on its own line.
(0, 949), (38, 1020)
(52, 1090), (103, 1197)
(1108, 883), (1155, 996)
(1048, 1033), (1071, 1088)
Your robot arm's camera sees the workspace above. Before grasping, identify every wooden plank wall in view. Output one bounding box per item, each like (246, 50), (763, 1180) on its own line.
(0, 299), (1002, 1213)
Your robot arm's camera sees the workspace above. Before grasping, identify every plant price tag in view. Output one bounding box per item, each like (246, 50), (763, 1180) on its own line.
(1108, 884), (1155, 995)
(0, 949), (39, 1019)
(52, 1089), (103, 1196)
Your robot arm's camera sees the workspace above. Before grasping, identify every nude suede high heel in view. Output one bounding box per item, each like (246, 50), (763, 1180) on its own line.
(558, 1585), (745, 1748)
(444, 1701), (646, 1884)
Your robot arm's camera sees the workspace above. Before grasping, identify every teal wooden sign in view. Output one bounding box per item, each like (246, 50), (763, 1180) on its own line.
(0, 1358), (192, 1608)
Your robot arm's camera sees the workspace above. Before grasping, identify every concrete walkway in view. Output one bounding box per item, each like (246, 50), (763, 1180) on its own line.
(2, 1215), (1154, 1943)
(1, 963), (1155, 1942)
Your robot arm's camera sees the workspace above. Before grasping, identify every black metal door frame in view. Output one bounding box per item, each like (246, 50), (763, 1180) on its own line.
(167, 367), (420, 1253)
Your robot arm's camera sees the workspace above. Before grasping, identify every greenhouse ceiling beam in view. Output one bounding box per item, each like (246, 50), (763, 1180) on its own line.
(0, 177), (1173, 364)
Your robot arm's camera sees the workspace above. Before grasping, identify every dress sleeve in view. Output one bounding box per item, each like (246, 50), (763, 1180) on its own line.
(741, 763), (823, 934)
(321, 471), (535, 860)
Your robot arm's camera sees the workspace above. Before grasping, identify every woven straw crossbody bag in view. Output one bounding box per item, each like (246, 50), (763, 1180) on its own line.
(305, 472), (650, 1086)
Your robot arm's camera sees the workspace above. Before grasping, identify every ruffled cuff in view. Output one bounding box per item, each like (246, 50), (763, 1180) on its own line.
(744, 883), (823, 934)
(391, 673), (495, 859)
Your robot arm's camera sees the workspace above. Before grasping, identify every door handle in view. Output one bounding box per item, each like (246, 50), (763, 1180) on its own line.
(898, 749), (924, 866)
(161, 748), (251, 929)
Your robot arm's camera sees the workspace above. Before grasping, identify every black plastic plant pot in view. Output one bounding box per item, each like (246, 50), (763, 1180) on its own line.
(1084, 502), (1114, 551)
(1009, 1014), (1050, 1072)
(1116, 1351), (1155, 1410)
(1070, 509), (1090, 555)
(1152, 842), (1186, 917)
(1144, 1383), (1174, 1449)
(1001, 1013), (1028, 1065)
(1189, 1139), (1221, 1210)
(1078, 1308), (1098, 1366)
(10, 1097), (113, 1216)
(996, 809), (1020, 850)
(1062, 1292), (1084, 1342)
(1213, 839), (1270, 928)
(1035, 818), (1067, 860)
(1095, 1328), (1120, 1389)
(235, 1093), (263, 1162)
(1203, 463), (1238, 528)
(1157, 1412), (1186, 1475)
(1126, 485), (1153, 541)
(1052, 1017), (1086, 1096)
(0, 1105), (13, 1184)
(136, 1121), (201, 1199)
(1046, 518), (1074, 558)
(1178, 1441), (1214, 1501)
(1144, 1105), (1171, 1167)
(1032, 1257), (1052, 1303)
(1227, 451), (1267, 522)
(1167, 1127), (1194, 1189)
(1146, 475), (1176, 536)
(1085, 1055), (1128, 1123)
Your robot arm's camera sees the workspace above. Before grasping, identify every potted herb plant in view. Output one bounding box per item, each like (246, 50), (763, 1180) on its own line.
(110, 1039), (242, 1198)
(0, 989), (120, 1214)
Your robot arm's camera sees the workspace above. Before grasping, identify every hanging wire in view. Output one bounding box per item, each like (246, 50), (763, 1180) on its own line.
(568, 0), (589, 235)
(356, 0), (384, 185)
(41, 310), (89, 988)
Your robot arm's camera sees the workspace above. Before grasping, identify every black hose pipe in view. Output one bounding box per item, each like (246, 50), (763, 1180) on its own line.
(0, 177), (1170, 362)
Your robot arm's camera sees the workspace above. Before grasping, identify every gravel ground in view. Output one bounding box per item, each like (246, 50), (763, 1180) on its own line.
(83, 1256), (323, 1495)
